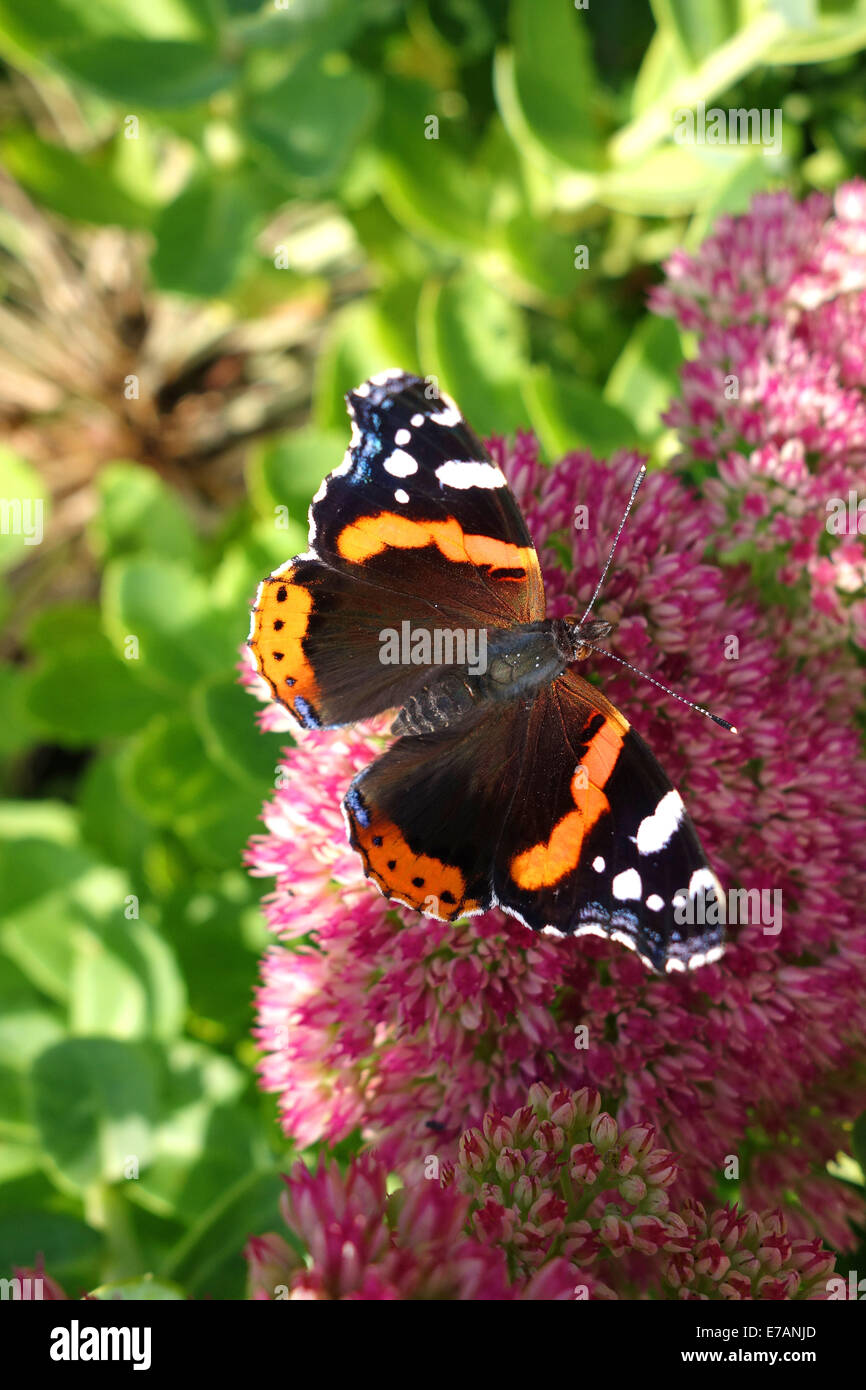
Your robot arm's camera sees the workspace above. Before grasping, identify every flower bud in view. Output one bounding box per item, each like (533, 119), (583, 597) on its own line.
(589, 1112), (618, 1153)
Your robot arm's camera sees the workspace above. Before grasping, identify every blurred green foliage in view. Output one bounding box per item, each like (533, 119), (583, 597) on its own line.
(1, 0), (866, 1296)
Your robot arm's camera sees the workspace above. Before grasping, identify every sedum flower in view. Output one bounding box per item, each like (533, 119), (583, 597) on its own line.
(247, 1087), (837, 1300)
(651, 180), (866, 652)
(244, 183), (866, 1275)
(11, 1257), (67, 1300)
(246, 438), (866, 1249)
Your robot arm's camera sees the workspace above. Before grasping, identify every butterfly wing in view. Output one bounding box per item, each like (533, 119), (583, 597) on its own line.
(249, 370), (544, 729)
(343, 702), (527, 921)
(343, 667), (724, 972)
(491, 670), (725, 973)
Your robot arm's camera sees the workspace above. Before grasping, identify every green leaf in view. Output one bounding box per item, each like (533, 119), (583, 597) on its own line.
(766, 3), (866, 62)
(129, 1040), (260, 1224)
(0, 132), (153, 229)
(598, 144), (757, 216)
(79, 753), (153, 870)
(25, 601), (104, 657)
(374, 77), (492, 249)
(88, 1276), (186, 1299)
(650, 0), (741, 65)
(0, 837), (96, 1002)
(313, 298), (419, 432)
(31, 1038), (159, 1189)
(23, 631), (165, 746)
(169, 881), (268, 1040)
(0, 799), (79, 844)
(70, 915), (187, 1043)
(495, 0), (602, 171)
(121, 715), (225, 826)
(248, 427), (345, 518)
(0, 449), (47, 575)
(54, 40), (236, 108)
(153, 174), (260, 298)
(207, 526), (308, 614)
(165, 1168), (283, 1298)
(609, 10), (789, 164)
(523, 369), (641, 459)
(120, 713), (263, 866)
(418, 270), (528, 436)
(0, 0), (218, 48)
(0, 1006), (65, 1074)
(0, 663), (37, 757)
(501, 214), (585, 300)
(631, 25), (690, 117)
(0, 1141), (45, 1184)
(604, 315), (684, 438)
(230, 0), (366, 51)
(102, 557), (239, 689)
(91, 462), (198, 563)
(192, 675), (288, 790)
(246, 54), (377, 184)
(0, 1208), (100, 1276)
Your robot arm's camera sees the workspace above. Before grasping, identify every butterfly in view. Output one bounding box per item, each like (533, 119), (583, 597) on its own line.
(248, 370), (729, 974)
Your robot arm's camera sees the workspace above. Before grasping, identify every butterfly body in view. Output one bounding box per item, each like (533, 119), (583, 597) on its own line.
(392, 619), (573, 736)
(249, 370), (727, 975)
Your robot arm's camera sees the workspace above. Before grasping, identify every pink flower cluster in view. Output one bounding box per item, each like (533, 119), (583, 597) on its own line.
(245, 1085), (836, 1300)
(651, 180), (866, 650)
(244, 183), (866, 1297)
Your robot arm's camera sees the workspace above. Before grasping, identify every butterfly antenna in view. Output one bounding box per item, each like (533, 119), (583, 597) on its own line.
(579, 463), (647, 625)
(586, 644), (738, 733)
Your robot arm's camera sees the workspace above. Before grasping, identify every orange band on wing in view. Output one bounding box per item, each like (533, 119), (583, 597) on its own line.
(336, 512), (533, 578)
(248, 567), (321, 725)
(509, 721), (627, 891)
(348, 808), (480, 921)
(582, 715), (629, 786)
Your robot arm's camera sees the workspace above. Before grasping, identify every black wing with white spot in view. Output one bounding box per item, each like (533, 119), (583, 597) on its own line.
(307, 370), (545, 627)
(491, 671), (726, 974)
(249, 371), (544, 728)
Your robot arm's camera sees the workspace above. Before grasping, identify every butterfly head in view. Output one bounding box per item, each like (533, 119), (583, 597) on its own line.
(560, 616), (615, 662)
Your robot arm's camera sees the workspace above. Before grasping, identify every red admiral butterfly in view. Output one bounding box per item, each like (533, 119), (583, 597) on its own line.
(249, 371), (733, 974)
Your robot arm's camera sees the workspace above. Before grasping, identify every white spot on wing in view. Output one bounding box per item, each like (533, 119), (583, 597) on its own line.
(394, 489), (410, 504)
(689, 868), (718, 897)
(395, 428), (411, 446)
(429, 399), (461, 426)
(612, 868), (641, 901)
(646, 894), (664, 912)
(435, 460), (506, 490)
(541, 924), (567, 938)
(592, 856), (605, 873)
(384, 449), (418, 477)
(636, 790), (684, 855)
(410, 413), (424, 427)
